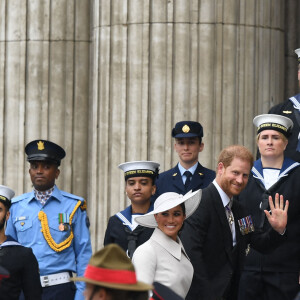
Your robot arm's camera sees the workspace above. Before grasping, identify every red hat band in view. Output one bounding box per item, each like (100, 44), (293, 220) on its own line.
(84, 264), (137, 285)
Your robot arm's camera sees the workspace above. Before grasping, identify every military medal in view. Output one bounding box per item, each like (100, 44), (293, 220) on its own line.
(238, 215), (255, 235)
(227, 214), (234, 225)
(225, 204), (234, 225)
(58, 213), (70, 231)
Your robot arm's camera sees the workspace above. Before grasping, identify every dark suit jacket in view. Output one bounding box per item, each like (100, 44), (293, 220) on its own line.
(153, 162), (215, 201)
(181, 183), (286, 300)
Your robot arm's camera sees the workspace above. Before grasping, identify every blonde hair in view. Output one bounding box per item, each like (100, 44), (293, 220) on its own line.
(256, 131), (288, 143)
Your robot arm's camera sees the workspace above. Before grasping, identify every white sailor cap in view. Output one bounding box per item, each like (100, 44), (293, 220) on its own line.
(118, 161), (160, 181)
(295, 48), (300, 63)
(0, 185), (15, 207)
(253, 114), (293, 137)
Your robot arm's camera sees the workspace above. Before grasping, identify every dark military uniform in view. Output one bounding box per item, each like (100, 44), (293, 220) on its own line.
(104, 205), (154, 258)
(153, 120), (215, 200)
(104, 160), (160, 259)
(0, 236), (42, 300)
(153, 162), (215, 200)
(268, 94), (300, 162)
(238, 158), (300, 300)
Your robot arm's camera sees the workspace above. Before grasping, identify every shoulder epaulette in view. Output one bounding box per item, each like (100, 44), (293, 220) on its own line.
(60, 190), (84, 202)
(80, 200), (87, 211)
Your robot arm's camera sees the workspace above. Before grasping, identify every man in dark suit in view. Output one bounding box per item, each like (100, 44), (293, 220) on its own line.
(266, 48), (300, 162)
(181, 145), (288, 300)
(153, 121), (215, 200)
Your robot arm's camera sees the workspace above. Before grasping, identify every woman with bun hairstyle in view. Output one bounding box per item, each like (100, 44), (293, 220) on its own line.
(132, 190), (201, 299)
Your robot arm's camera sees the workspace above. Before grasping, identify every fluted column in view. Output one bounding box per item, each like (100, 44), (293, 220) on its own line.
(285, 0), (300, 98)
(0, 0), (90, 198)
(90, 0), (286, 249)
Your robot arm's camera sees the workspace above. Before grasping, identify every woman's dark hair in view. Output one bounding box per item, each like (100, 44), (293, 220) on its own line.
(180, 202), (186, 215)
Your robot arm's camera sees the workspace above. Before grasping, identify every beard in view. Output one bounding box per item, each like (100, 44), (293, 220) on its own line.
(220, 178), (244, 198)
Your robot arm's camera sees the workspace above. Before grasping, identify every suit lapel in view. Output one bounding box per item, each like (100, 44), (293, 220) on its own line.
(208, 184), (233, 249)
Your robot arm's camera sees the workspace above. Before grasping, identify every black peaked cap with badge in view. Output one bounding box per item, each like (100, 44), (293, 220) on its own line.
(25, 140), (66, 166)
(172, 121), (203, 138)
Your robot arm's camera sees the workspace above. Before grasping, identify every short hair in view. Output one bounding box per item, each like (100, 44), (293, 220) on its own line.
(175, 136), (202, 144)
(0, 199), (10, 211)
(217, 145), (254, 170)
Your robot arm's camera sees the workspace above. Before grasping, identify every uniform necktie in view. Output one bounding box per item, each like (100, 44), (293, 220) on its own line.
(124, 226), (144, 259)
(184, 171), (192, 191)
(225, 200), (234, 231)
(289, 96), (300, 151)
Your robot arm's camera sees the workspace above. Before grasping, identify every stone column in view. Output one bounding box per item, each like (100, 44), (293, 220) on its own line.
(90, 0), (286, 248)
(284, 0), (300, 98)
(0, 0), (90, 198)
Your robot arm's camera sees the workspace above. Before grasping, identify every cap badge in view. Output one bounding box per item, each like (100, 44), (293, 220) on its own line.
(37, 141), (45, 151)
(182, 125), (190, 133)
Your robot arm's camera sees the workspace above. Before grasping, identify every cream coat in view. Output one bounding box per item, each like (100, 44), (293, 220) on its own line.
(132, 228), (193, 298)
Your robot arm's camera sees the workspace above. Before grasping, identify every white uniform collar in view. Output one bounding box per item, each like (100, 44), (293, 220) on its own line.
(151, 228), (189, 260)
(212, 179), (231, 208)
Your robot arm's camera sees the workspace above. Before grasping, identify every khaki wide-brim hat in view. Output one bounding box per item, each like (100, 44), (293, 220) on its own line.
(135, 189), (202, 228)
(71, 244), (152, 291)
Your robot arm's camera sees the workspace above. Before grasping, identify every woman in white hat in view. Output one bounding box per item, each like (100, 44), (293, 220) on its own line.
(238, 114), (300, 300)
(132, 190), (201, 299)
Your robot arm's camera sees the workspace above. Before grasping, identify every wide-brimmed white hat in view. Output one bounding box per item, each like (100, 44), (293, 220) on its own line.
(135, 189), (202, 228)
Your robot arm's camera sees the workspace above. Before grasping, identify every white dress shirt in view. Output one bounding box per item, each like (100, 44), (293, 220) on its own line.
(132, 228), (193, 298)
(213, 179), (236, 246)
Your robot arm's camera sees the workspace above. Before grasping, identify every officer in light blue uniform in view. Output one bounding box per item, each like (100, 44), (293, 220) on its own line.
(6, 140), (92, 300)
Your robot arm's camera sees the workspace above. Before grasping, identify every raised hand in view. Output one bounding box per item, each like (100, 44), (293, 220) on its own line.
(264, 193), (289, 234)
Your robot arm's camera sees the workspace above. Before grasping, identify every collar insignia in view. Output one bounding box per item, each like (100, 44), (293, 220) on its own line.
(172, 173), (177, 176)
(282, 110), (292, 114)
